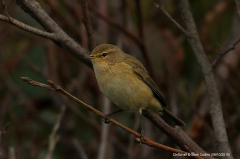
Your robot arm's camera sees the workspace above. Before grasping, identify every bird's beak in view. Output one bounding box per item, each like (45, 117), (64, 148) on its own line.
(89, 55), (95, 59)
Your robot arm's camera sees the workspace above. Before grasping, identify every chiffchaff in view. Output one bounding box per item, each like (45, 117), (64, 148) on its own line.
(90, 44), (185, 134)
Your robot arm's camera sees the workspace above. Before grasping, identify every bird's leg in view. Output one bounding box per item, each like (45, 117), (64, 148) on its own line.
(138, 107), (145, 145)
(103, 109), (124, 124)
(140, 114), (144, 137)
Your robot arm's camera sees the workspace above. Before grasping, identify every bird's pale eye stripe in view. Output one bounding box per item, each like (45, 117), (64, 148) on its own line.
(93, 50), (113, 58)
(94, 52), (108, 58)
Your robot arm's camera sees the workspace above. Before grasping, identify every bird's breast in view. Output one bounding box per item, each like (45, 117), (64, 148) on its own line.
(93, 62), (158, 111)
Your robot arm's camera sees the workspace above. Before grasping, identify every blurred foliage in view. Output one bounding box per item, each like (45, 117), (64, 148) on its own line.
(0, 0), (240, 159)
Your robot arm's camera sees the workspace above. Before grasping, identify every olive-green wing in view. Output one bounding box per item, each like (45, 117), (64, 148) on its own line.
(124, 55), (166, 107)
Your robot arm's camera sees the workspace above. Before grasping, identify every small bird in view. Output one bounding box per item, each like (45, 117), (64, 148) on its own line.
(90, 44), (185, 136)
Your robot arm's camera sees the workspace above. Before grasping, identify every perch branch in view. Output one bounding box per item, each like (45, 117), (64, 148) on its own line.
(20, 77), (200, 158)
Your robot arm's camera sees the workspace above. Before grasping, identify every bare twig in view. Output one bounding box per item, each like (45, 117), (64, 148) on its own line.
(45, 105), (66, 159)
(178, 0), (233, 158)
(20, 77), (193, 156)
(212, 37), (240, 68)
(81, 0), (96, 51)
(154, 3), (188, 35)
(0, 14), (57, 40)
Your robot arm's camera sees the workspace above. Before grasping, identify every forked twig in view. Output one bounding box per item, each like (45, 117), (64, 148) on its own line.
(154, 2), (187, 35)
(212, 37), (240, 68)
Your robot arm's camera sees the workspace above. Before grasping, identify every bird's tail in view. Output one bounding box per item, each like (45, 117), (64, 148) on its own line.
(161, 109), (186, 127)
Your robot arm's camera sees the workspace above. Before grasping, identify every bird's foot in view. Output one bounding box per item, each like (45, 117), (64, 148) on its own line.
(103, 114), (111, 124)
(103, 110), (124, 124)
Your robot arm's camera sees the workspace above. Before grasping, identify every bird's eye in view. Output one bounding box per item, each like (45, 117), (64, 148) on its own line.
(102, 52), (107, 57)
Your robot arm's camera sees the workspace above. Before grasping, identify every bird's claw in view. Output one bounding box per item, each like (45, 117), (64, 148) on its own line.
(103, 114), (111, 124)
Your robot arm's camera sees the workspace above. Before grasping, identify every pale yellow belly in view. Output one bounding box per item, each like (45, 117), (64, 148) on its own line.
(94, 63), (162, 112)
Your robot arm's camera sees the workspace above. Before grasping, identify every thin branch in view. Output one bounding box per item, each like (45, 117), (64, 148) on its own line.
(20, 77), (196, 157)
(178, 0), (233, 158)
(212, 37), (240, 68)
(45, 105), (66, 159)
(154, 3), (188, 35)
(0, 14), (57, 40)
(81, 0), (96, 51)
